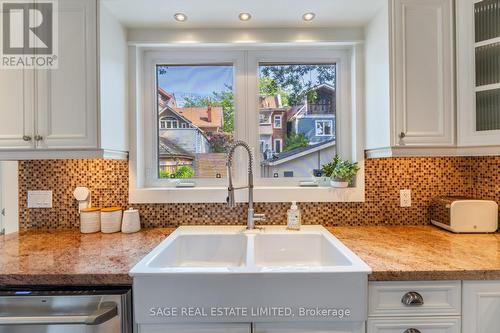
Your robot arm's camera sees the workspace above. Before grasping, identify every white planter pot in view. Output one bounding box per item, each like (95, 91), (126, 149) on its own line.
(330, 180), (349, 188)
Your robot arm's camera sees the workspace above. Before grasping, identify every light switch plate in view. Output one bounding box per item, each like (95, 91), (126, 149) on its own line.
(27, 190), (53, 208)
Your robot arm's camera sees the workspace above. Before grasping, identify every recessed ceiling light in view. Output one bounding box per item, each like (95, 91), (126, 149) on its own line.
(239, 13), (252, 21)
(174, 13), (187, 22)
(302, 12), (316, 21)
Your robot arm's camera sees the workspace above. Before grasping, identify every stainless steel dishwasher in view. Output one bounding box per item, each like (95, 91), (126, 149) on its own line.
(0, 287), (133, 333)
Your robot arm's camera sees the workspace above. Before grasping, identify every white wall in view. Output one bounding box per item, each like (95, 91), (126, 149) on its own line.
(0, 161), (18, 234)
(100, 3), (129, 151)
(364, 5), (390, 149)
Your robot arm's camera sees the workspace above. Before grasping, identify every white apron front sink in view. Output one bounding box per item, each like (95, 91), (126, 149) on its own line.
(130, 225), (371, 325)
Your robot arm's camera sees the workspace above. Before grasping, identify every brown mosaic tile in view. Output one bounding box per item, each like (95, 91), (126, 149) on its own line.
(18, 156), (498, 230)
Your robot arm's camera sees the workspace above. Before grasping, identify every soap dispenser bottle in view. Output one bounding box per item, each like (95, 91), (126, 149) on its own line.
(287, 201), (301, 230)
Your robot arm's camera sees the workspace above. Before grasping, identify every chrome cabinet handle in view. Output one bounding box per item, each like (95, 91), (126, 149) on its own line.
(22, 135), (32, 141)
(399, 132), (406, 138)
(401, 291), (424, 306)
(0, 302), (117, 326)
(403, 329), (421, 333)
(34, 135), (43, 141)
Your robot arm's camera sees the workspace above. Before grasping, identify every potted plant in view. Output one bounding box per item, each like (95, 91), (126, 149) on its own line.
(319, 156), (341, 186)
(329, 157), (359, 188)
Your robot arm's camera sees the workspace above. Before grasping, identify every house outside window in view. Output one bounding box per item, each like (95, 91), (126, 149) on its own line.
(273, 115), (282, 129)
(315, 120), (333, 137)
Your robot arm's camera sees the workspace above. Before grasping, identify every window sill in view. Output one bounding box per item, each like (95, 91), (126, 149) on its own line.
(129, 184), (365, 204)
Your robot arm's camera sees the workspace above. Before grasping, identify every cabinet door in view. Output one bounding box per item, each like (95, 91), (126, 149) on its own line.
(35, 0), (97, 149)
(254, 322), (365, 333)
(463, 281), (500, 333)
(367, 317), (460, 333)
(457, 0), (500, 146)
(0, 69), (35, 149)
(392, 0), (455, 146)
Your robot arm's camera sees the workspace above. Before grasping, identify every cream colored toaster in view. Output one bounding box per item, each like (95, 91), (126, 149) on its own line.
(430, 196), (498, 233)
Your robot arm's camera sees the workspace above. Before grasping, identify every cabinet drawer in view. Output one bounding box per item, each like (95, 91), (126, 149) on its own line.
(368, 281), (461, 316)
(254, 322), (365, 333)
(367, 317), (460, 333)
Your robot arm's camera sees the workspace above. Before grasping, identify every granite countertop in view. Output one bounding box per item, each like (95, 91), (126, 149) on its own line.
(1, 225), (499, 286)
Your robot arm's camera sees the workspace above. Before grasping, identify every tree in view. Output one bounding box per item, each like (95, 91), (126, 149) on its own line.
(183, 85), (234, 133)
(283, 133), (309, 152)
(259, 77), (290, 106)
(260, 64), (335, 106)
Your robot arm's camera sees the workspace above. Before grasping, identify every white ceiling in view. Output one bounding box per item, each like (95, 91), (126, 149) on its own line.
(102, 0), (385, 29)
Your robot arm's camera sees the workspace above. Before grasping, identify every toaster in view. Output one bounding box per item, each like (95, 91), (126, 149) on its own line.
(430, 196), (498, 233)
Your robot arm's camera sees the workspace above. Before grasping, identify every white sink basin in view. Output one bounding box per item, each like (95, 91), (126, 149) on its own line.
(148, 233), (247, 269)
(254, 233), (352, 269)
(130, 225), (371, 324)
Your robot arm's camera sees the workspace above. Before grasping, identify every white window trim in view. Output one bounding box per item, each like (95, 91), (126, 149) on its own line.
(273, 114), (282, 129)
(273, 138), (283, 153)
(315, 120), (333, 137)
(129, 45), (365, 204)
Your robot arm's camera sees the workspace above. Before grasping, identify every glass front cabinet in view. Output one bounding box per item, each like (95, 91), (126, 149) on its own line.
(457, 0), (500, 146)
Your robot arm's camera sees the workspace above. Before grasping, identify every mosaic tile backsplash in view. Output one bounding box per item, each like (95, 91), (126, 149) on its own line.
(18, 157), (499, 230)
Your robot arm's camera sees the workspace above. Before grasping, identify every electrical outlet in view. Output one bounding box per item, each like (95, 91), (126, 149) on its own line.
(400, 189), (411, 207)
(27, 190), (53, 208)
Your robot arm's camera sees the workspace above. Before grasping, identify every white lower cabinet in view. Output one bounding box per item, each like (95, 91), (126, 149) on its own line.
(368, 282), (461, 333)
(254, 322), (365, 333)
(367, 317), (460, 333)
(138, 323), (251, 333)
(462, 281), (500, 333)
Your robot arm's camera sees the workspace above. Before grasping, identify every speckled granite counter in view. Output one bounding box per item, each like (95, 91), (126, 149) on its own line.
(1, 225), (499, 286)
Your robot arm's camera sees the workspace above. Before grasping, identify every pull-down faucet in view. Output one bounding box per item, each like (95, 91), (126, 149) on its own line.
(226, 141), (266, 230)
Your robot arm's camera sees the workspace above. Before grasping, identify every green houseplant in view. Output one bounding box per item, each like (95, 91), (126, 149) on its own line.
(330, 158), (359, 188)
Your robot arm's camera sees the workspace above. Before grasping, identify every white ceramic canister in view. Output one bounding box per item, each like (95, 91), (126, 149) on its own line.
(121, 208), (141, 233)
(100, 207), (123, 233)
(80, 207), (101, 234)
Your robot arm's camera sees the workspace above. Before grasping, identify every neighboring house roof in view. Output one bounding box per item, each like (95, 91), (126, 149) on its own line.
(287, 105), (306, 121)
(305, 83), (335, 94)
(173, 106), (223, 129)
(262, 139), (336, 166)
(158, 137), (194, 160)
(259, 95), (282, 109)
(158, 88), (177, 108)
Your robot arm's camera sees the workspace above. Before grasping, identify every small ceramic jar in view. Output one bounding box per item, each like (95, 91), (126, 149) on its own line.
(100, 207), (122, 233)
(80, 207), (101, 234)
(121, 208), (141, 233)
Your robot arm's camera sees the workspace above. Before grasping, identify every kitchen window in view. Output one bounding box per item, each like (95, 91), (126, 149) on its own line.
(131, 47), (363, 203)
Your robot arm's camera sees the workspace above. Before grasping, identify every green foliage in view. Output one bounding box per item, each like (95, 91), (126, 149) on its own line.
(183, 84), (234, 133)
(321, 155), (359, 183)
(259, 77), (290, 106)
(283, 133), (309, 152)
(260, 64), (335, 106)
(159, 165), (195, 179)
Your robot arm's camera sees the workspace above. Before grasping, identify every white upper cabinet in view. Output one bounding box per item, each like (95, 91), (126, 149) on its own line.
(0, 69), (34, 149)
(392, 0), (455, 146)
(457, 0), (500, 146)
(0, 0), (127, 159)
(35, 0), (98, 149)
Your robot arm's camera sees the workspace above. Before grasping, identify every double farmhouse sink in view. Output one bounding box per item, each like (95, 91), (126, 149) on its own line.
(130, 226), (371, 325)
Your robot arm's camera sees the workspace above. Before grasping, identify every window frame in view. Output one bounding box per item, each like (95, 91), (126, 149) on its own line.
(273, 114), (282, 129)
(141, 49), (247, 189)
(130, 46), (365, 203)
(273, 138), (283, 154)
(315, 120), (333, 137)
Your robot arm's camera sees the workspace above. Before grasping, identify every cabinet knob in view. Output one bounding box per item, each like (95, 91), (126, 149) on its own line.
(399, 132), (406, 138)
(403, 329), (421, 333)
(22, 135), (32, 142)
(34, 135), (43, 141)
(401, 291), (424, 306)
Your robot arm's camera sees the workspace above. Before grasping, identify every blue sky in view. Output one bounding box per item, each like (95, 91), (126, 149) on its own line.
(157, 65), (233, 106)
